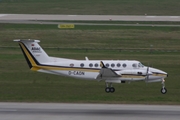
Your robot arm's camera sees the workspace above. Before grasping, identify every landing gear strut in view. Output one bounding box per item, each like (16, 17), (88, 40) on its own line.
(105, 82), (115, 93)
(161, 79), (167, 94)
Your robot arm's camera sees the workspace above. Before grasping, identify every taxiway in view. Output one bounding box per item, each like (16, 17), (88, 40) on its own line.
(0, 103), (180, 120)
(0, 14), (180, 21)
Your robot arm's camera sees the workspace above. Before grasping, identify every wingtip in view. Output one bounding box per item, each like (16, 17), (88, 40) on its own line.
(100, 61), (106, 68)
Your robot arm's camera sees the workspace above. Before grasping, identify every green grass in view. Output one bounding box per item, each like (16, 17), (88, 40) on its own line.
(0, 49), (180, 104)
(1, 23), (180, 49)
(0, 23), (180, 104)
(0, 0), (180, 15)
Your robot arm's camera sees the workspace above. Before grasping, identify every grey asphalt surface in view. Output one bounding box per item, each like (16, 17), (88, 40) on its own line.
(1, 14), (180, 27)
(1, 20), (180, 27)
(0, 14), (180, 21)
(0, 103), (180, 120)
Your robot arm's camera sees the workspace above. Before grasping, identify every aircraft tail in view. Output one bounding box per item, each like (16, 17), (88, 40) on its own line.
(14, 39), (50, 68)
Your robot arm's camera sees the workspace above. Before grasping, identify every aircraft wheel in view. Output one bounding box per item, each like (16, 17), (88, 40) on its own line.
(105, 87), (110, 93)
(110, 87), (115, 93)
(161, 88), (167, 94)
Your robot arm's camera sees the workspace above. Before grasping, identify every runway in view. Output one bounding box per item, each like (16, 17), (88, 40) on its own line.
(0, 103), (180, 120)
(1, 14), (180, 21)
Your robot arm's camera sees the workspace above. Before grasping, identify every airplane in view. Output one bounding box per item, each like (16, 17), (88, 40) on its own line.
(14, 39), (168, 94)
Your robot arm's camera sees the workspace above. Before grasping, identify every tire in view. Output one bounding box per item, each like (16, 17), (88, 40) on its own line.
(105, 87), (110, 93)
(110, 87), (115, 93)
(161, 88), (167, 94)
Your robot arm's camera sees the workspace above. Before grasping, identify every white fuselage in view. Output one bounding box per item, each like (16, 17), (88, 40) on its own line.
(38, 59), (167, 83)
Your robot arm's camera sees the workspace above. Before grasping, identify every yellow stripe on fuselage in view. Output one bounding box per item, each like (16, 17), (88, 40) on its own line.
(152, 73), (167, 77)
(37, 66), (100, 72)
(19, 43), (37, 66)
(19, 42), (100, 72)
(121, 75), (145, 78)
(19, 43), (167, 77)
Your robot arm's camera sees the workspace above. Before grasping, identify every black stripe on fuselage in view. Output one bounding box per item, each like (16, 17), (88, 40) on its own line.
(19, 43), (32, 68)
(19, 42), (108, 71)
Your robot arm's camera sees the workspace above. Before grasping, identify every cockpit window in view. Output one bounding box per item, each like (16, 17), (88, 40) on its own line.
(138, 63), (144, 67)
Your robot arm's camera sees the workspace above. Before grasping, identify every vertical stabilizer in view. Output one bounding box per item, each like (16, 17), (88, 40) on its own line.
(14, 39), (50, 68)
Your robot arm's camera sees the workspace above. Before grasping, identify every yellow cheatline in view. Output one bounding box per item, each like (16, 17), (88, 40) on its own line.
(38, 66), (100, 72)
(100, 62), (103, 67)
(31, 66), (40, 71)
(19, 43), (37, 66)
(121, 75), (145, 78)
(19, 43), (100, 72)
(58, 24), (75, 28)
(152, 73), (167, 77)
(19, 42), (100, 73)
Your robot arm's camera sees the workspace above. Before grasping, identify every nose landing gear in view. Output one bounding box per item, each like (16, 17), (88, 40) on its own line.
(161, 79), (167, 94)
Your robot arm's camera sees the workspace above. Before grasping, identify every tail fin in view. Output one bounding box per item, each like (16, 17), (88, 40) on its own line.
(14, 39), (50, 68)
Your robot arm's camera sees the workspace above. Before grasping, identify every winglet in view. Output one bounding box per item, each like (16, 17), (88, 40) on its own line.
(100, 61), (106, 68)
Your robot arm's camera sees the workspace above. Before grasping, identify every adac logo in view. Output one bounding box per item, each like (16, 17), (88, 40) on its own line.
(31, 47), (41, 53)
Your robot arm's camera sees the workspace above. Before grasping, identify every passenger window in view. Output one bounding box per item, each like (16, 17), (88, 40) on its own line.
(122, 63), (127, 68)
(80, 63), (84, 67)
(95, 63), (98, 67)
(132, 63), (137, 68)
(70, 63), (74, 67)
(117, 63), (121, 67)
(105, 63), (109, 68)
(89, 63), (93, 67)
(111, 63), (115, 67)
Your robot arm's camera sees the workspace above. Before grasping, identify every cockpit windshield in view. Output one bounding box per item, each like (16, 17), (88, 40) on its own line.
(138, 63), (144, 67)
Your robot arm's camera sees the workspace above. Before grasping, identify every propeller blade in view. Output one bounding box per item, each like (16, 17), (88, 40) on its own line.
(146, 67), (149, 82)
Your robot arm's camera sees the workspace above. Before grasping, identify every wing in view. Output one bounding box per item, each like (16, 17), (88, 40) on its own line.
(96, 61), (121, 80)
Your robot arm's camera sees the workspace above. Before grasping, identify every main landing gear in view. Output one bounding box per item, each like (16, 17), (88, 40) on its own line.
(161, 79), (167, 94)
(105, 82), (115, 93)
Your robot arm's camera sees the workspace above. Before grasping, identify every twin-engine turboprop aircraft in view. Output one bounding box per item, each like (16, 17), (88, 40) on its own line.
(14, 39), (168, 94)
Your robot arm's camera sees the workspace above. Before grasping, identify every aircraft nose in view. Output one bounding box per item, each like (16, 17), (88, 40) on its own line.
(150, 68), (168, 78)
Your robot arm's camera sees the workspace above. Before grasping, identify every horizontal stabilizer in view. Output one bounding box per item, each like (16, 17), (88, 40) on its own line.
(13, 39), (40, 43)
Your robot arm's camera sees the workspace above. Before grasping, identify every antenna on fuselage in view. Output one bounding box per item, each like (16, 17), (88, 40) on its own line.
(85, 57), (89, 61)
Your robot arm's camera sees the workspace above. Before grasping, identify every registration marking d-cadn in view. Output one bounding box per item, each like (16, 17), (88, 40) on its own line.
(68, 71), (85, 75)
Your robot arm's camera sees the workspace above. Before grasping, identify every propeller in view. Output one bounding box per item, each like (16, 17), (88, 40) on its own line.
(145, 66), (149, 83)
